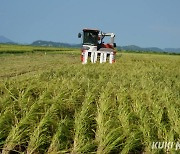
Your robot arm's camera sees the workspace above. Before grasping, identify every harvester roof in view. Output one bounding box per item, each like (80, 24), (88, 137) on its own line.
(83, 28), (99, 33)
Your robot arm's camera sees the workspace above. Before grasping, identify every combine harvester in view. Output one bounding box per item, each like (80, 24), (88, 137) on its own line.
(78, 28), (116, 64)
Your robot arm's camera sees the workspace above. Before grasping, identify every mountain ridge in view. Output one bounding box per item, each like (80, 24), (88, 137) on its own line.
(31, 40), (180, 53)
(0, 37), (180, 53)
(0, 35), (13, 43)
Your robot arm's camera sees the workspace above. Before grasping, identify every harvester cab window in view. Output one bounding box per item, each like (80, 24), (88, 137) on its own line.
(83, 31), (98, 46)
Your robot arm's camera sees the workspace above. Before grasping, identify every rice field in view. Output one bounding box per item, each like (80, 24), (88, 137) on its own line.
(0, 44), (180, 153)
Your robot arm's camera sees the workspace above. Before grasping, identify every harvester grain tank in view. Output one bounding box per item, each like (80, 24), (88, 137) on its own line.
(78, 28), (116, 64)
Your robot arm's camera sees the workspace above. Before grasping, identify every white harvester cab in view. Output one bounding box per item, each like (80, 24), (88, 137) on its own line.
(78, 28), (116, 64)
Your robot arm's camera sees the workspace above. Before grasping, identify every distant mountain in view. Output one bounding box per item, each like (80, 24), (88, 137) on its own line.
(118, 45), (164, 52)
(144, 47), (164, 52)
(0, 36), (13, 43)
(164, 48), (180, 53)
(31, 40), (80, 48)
(30, 40), (179, 54)
(0, 37), (180, 53)
(118, 45), (142, 51)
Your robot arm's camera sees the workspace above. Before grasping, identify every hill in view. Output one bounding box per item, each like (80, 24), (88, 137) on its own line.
(1, 38), (180, 54)
(164, 48), (180, 53)
(0, 36), (14, 43)
(31, 40), (180, 53)
(118, 45), (165, 53)
(31, 40), (80, 48)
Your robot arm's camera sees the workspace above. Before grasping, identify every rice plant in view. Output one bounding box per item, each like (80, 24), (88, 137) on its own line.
(0, 45), (179, 153)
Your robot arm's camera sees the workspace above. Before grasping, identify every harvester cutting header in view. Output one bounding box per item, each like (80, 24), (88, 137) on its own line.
(78, 28), (116, 64)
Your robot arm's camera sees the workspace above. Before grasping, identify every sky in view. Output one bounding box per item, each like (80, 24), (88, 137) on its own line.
(0, 0), (180, 48)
